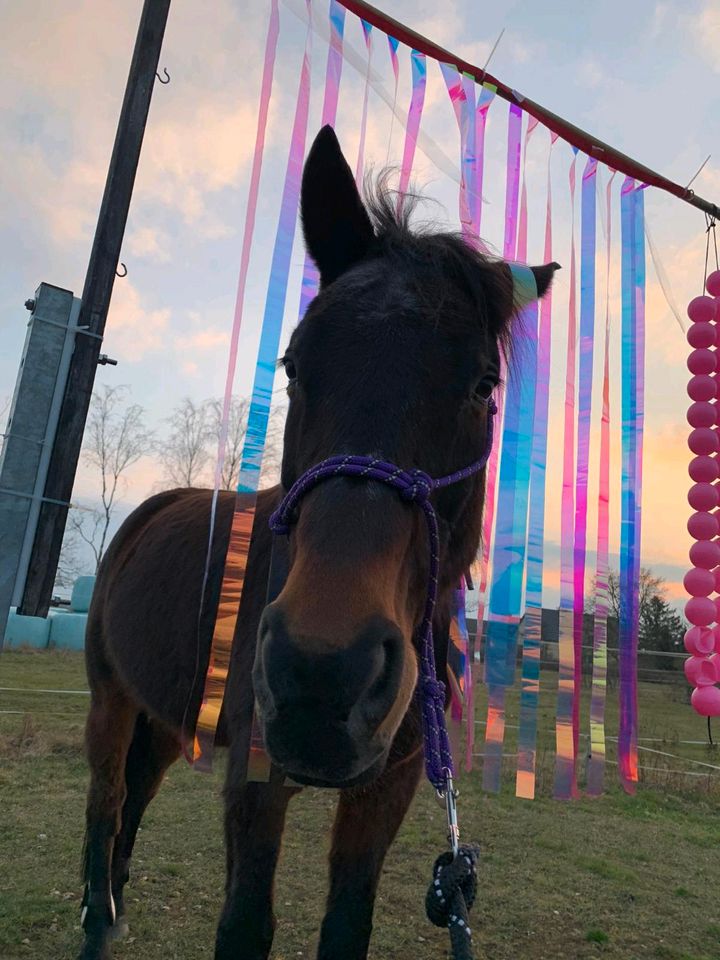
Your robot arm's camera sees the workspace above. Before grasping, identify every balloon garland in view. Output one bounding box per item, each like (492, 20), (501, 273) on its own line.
(685, 265), (720, 716)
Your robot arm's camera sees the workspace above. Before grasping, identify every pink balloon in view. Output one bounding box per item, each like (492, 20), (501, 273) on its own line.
(689, 456), (720, 483)
(688, 349), (717, 376)
(687, 401), (716, 428)
(684, 567), (715, 596)
(688, 482), (720, 511)
(690, 540), (720, 569)
(706, 270), (720, 298)
(685, 596), (717, 626)
(688, 322), (717, 349)
(689, 427), (720, 456)
(688, 511), (719, 540)
(691, 684), (720, 717)
(685, 626), (716, 655)
(687, 374), (717, 402)
(685, 655), (718, 686)
(688, 296), (717, 323)
(714, 624), (720, 653)
(690, 540), (720, 568)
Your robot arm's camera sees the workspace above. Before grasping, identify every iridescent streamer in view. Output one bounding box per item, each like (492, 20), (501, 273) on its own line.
(474, 85), (496, 237)
(572, 155), (598, 761)
(354, 19), (373, 186)
(483, 104), (535, 794)
(190, 0), (280, 717)
(397, 49), (427, 202)
(385, 35), (400, 162)
(440, 64), (477, 240)
(447, 583), (469, 769)
(194, 0), (314, 770)
(516, 129), (556, 800)
(465, 84), (496, 771)
(503, 102), (523, 259)
(587, 170), (616, 796)
(554, 152), (579, 799)
(297, 0), (346, 321)
(618, 178), (644, 793)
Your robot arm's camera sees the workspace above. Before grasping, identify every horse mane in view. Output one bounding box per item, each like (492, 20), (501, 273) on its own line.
(362, 170), (516, 364)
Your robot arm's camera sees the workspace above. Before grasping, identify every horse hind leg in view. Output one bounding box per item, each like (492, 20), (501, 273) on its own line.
(109, 714), (181, 941)
(78, 684), (138, 960)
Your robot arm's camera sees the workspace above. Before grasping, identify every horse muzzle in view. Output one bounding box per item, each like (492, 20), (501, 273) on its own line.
(253, 605), (407, 787)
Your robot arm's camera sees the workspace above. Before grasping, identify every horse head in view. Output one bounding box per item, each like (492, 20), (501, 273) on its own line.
(253, 125), (558, 788)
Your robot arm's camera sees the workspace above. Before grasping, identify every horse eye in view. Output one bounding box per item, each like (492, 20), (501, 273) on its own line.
(283, 358), (297, 381)
(473, 377), (495, 402)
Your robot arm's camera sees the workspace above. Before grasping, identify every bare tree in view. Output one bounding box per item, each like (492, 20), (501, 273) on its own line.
(75, 385), (152, 571)
(159, 397), (213, 488)
(55, 518), (87, 590)
(208, 396), (250, 490)
(173, 396), (286, 492)
(605, 567), (665, 622)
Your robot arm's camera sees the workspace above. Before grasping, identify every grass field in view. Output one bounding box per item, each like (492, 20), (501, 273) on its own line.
(2, 649), (720, 960)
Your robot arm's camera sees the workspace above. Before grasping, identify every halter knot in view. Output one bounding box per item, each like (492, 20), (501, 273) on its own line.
(400, 470), (433, 504)
(420, 675), (446, 704)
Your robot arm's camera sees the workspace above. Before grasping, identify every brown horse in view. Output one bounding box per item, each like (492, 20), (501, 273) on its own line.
(77, 125), (557, 960)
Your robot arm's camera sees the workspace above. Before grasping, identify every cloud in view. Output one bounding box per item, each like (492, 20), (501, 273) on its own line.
(105, 280), (171, 362)
(174, 328), (229, 352)
(126, 227), (172, 263)
(690, 1), (720, 73)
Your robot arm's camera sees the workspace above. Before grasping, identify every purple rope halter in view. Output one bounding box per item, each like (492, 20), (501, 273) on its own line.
(269, 399), (497, 793)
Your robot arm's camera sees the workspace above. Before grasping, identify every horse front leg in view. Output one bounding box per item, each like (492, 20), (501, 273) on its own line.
(215, 759), (300, 960)
(317, 746), (423, 960)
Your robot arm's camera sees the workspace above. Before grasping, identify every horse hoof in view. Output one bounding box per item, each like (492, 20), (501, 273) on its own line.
(109, 916), (130, 941)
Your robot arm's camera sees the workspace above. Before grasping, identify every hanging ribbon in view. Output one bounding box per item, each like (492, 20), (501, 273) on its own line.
(385, 35), (400, 161)
(297, 0), (346, 321)
(516, 128), (557, 800)
(473, 85), (496, 238)
(572, 154), (598, 765)
(193, 0), (314, 771)
(354, 19), (373, 186)
(618, 178), (645, 793)
(440, 64), (477, 240)
(587, 170), (616, 796)
(397, 49), (427, 202)
(447, 583), (470, 767)
(464, 83), (497, 772)
(483, 103), (534, 794)
(554, 151), (579, 799)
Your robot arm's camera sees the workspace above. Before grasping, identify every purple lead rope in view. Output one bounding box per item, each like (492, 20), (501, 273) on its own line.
(269, 399), (497, 793)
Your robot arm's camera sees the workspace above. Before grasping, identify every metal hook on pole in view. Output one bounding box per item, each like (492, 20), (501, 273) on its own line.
(156, 67), (170, 84)
(115, 263), (127, 278)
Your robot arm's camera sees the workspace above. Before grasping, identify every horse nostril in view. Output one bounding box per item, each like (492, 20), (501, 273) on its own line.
(357, 628), (404, 729)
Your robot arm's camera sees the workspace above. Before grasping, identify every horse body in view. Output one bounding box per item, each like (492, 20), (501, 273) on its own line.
(77, 126), (556, 960)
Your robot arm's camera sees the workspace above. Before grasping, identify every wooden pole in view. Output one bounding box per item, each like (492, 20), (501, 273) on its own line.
(18, 0), (172, 617)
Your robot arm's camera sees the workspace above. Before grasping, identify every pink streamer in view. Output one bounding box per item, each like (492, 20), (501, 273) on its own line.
(193, 0), (280, 659)
(354, 19), (373, 187)
(297, 0), (346, 320)
(397, 49), (427, 203)
(554, 153), (579, 800)
(587, 170), (617, 796)
(474, 86), (495, 237)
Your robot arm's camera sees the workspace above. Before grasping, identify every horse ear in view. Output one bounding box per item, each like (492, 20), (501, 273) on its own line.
(531, 262), (561, 299)
(508, 261), (561, 310)
(301, 125), (375, 287)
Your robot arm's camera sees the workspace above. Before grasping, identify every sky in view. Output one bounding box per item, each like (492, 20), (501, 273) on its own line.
(1, 0), (719, 609)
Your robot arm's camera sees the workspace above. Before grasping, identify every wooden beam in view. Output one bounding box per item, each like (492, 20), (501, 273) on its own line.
(18, 0), (172, 617)
(339, 0), (720, 219)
